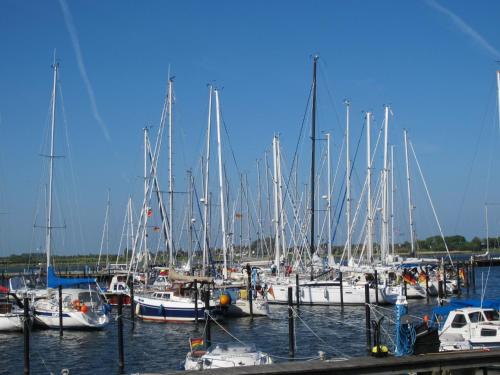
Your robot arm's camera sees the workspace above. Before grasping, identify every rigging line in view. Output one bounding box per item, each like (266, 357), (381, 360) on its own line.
(409, 141), (453, 265)
(332, 120), (366, 244)
(280, 82), (314, 217)
(454, 82), (496, 233)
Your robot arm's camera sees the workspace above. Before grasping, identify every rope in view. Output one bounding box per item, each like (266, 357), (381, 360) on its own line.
(206, 312), (247, 346)
(290, 307), (350, 359)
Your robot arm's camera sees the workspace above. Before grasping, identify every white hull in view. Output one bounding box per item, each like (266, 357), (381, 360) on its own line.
(268, 281), (394, 305)
(0, 313), (23, 331)
(224, 299), (269, 317)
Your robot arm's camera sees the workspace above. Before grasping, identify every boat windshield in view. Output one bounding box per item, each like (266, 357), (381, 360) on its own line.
(78, 291), (101, 304)
(482, 309), (499, 322)
(209, 343), (257, 354)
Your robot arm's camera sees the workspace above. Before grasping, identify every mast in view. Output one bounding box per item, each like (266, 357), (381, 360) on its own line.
(188, 170), (194, 265)
(46, 62), (58, 274)
(345, 100), (351, 263)
(366, 112), (373, 263)
(143, 127), (149, 272)
(390, 145), (395, 256)
(404, 129), (416, 257)
(256, 159), (263, 258)
(215, 89), (228, 279)
(168, 78), (174, 267)
(272, 136), (281, 275)
(202, 86), (213, 275)
(381, 106), (390, 263)
(326, 132), (332, 266)
(497, 71), (500, 130)
(277, 138), (287, 265)
(309, 55), (318, 280)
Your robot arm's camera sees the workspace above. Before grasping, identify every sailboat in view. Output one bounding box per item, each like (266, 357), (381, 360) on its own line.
(264, 57), (394, 305)
(32, 62), (110, 329)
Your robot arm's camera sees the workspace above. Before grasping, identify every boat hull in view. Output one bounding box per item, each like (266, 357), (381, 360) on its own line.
(135, 295), (205, 322)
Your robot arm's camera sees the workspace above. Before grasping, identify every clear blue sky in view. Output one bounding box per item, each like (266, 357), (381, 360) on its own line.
(1, 0), (500, 256)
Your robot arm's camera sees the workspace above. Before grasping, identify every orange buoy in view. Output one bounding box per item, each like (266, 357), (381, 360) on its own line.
(219, 294), (231, 306)
(80, 304), (88, 314)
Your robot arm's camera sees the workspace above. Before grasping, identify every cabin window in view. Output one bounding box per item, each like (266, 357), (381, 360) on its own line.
(451, 314), (467, 328)
(483, 310), (499, 322)
(468, 312), (481, 323)
(118, 285), (125, 291)
(113, 285), (118, 291)
(481, 328), (497, 337)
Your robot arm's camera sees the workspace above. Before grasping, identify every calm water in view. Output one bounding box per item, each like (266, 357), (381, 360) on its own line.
(1, 266), (498, 375)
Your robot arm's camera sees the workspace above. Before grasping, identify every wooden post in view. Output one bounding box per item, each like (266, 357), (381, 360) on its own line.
(465, 264), (470, 294)
(425, 266), (429, 302)
(194, 279), (198, 324)
(288, 286), (295, 358)
(247, 269), (253, 319)
(23, 297), (29, 375)
(339, 271), (344, 309)
(443, 263), (447, 297)
(456, 262), (461, 295)
(118, 294), (124, 373)
(471, 258), (476, 290)
(58, 285), (63, 337)
(374, 269), (379, 305)
(364, 283), (371, 354)
(204, 285), (211, 348)
(403, 279), (408, 298)
(129, 281), (135, 323)
(438, 280), (444, 300)
(295, 273), (300, 310)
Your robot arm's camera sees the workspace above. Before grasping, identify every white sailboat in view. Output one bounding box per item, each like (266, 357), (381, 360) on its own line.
(32, 62), (110, 330)
(0, 287), (24, 331)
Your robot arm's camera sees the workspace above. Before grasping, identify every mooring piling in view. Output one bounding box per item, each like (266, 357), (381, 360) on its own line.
(288, 286), (295, 358)
(23, 297), (30, 375)
(118, 293), (124, 374)
(58, 285), (63, 337)
(364, 283), (371, 354)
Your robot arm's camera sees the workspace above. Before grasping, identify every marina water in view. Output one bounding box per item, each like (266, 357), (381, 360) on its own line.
(1, 266), (497, 374)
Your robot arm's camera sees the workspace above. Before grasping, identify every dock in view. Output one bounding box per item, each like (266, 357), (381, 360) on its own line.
(145, 349), (500, 375)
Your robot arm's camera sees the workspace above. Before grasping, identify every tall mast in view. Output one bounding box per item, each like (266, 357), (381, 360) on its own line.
(272, 136), (281, 275)
(46, 62), (58, 274)
(497, 71), (500, 130)
(168, 78), (174, 267)
(326, 132), (332, 266)
(309, 55), (318, 280)
(366, 112), (373, 263)
(215, 89), (227, 279)
(404, 129), (416, 257)
(202, 86), (213, 275)
(256, 159), (263, 258)
(390, 145), (395, 255)
(188, 170), (194, 264)
(143, 127), (149, 270)
(345, 100), (351, 263)
(277, 138), (287, 264)
(381, 106), (390, 263)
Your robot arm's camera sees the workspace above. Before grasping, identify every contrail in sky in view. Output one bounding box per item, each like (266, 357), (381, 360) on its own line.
(426, 0), (500, 60)
(58, 0), (111, 142)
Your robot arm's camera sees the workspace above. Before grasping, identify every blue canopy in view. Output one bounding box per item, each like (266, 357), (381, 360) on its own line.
(47, 266), (96, 288)
(431, 298), (500, 327)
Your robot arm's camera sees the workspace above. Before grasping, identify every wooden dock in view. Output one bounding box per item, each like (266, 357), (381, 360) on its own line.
(143, 349), (500, 375)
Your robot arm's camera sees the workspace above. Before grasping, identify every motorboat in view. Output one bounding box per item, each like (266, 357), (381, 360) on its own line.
(103, 274), (131, 306)
(432, 300), (500, 351)
(184, 343), (272, 370)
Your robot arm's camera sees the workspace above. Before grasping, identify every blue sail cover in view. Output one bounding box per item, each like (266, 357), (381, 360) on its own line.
(47, 266), (96, 288)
